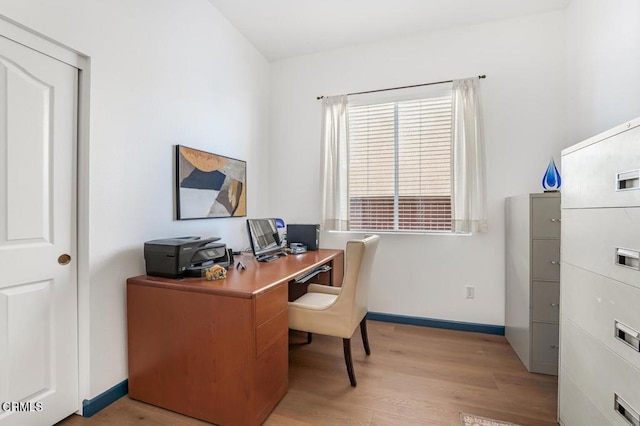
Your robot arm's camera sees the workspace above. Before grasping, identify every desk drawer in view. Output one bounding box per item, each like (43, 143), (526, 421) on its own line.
(256, 283), (288, 326)
(256, 309), (287, 357)
(562, 121), (640, 209)
(255, 328), (288, 424)
(561, 263), (640, 371)
(562, 207), (640, 289)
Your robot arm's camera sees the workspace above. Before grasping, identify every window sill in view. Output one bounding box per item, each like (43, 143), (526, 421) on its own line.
(325, 230), (472, 237)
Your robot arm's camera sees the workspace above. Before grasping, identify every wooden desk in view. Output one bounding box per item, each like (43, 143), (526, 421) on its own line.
(126, 249), (343, 426)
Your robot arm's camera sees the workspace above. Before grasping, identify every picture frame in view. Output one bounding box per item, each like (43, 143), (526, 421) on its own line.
(175, 145), (246, 220)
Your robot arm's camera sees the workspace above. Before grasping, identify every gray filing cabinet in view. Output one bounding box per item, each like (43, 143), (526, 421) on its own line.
(559, 117), (640, 426)
(505, 192), (560, 375)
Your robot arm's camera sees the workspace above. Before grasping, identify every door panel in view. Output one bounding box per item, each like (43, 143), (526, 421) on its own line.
(2, 58), (51, 242)
(0, 33), (78, 426)
(0, 281), (52, 401)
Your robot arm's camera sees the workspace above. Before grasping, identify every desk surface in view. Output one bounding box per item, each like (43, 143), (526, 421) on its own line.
(128, 249), (343, 299)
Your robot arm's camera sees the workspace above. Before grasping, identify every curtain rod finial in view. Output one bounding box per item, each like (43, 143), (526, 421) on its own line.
(479, 75), (487, 79)
(317, 96), (324, 100)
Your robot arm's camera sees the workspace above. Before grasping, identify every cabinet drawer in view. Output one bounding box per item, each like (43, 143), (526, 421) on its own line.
(562, 121), (640, 209)
(559, 368), (610, 426)
(562, 318), (640, 425)
(532, 239), (560, 281)
(562, 207), (640, 290)
(531, 322), (559, 368)
(531, 196), (561, 238)
(255, 283), (288, 326)
(531, 281), (560, 323)
(256, 309), (288, 357)
(561, 263), (640, 371)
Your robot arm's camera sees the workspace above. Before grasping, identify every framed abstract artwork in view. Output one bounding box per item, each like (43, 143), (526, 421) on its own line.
(175, 145), (246, 219)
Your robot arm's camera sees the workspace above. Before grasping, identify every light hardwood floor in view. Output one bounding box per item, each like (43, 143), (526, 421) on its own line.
(57, 321), (558, 425)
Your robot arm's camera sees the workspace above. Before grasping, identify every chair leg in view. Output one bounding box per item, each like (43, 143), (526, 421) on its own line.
(360, 318), (371, 355)
(343, 338), (357, 387)
(307, 332), (313, 344)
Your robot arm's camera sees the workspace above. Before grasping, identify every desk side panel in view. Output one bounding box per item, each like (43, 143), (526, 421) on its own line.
(127, 283), (254, 425)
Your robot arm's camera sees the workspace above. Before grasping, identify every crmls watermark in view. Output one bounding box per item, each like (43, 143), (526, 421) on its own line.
(1, 401), (43, 412)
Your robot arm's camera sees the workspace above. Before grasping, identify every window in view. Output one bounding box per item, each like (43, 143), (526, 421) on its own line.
(319, 78), (486, 234)
(347, 90), (453, 232)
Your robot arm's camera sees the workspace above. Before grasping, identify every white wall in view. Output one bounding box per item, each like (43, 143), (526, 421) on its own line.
(269, 11), (567, 326)
(0, 0), (269, 401)
(565, 0), (640, 143)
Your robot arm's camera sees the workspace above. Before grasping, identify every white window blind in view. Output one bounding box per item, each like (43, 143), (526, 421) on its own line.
(348, 92), (453, 232)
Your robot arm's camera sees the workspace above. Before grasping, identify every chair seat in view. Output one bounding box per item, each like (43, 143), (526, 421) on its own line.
(286, 234), (379, 387)
(291, 291), (337, 310)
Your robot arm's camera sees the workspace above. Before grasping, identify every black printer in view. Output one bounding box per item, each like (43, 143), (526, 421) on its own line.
(144, 236), (230, 278)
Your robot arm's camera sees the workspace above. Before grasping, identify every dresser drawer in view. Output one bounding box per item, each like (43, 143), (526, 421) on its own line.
(532, 239), (560, 281)
(562, 207), (640, 289)
(561, 263), (640, 371)
(255, 283), (288, 326)
(562, 318), (640, 425)
(559, 368), (610, 426)
(531, 196), (561, 238)
(532, 281), (560, 323)
(562, 121), (640, 209)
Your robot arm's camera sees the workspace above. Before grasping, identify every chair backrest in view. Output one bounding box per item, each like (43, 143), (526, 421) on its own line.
(335, 235), (379, 330)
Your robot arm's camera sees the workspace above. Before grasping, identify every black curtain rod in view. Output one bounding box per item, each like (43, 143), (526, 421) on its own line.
(316, 74), (486, 100)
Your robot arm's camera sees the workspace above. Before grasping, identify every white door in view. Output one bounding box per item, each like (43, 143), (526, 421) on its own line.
(0, 34), (79, 425)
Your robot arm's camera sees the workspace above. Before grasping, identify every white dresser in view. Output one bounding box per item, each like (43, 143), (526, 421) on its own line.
(559, 117), (640, 426)
(505, 192), (561, 375)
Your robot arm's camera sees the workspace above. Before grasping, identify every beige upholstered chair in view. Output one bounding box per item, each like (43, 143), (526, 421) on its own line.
(288, 235), (379, 386)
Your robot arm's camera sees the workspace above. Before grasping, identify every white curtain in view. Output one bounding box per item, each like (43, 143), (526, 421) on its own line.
(452, 78), (488, 233)
(320, 95), (349, 231)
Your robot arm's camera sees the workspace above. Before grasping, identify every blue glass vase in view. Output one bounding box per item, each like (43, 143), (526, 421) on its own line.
(542, 157), (561, 192)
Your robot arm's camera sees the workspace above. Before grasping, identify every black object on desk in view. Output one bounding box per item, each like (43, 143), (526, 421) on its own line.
(144, 236), (229, 278)
(287, 224), (320, 251)
(256, 251), (287, 263)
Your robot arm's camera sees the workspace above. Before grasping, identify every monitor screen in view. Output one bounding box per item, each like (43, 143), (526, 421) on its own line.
(246, 218), (282, 257)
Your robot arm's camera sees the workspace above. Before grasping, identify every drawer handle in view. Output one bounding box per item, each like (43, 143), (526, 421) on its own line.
(550, 218), (561, 222)
(616, 169), (640, 191)
(616, 248), (640, 271)
(615, 320), (640, 352)
(550, 260), (560, 265)
(550, 303), (560, 308)
(615, 393), (640, 426)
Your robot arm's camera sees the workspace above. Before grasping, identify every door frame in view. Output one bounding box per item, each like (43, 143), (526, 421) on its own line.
(0, 14), (91, 415)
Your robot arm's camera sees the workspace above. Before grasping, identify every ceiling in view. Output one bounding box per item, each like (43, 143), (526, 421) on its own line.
(208, 0), (571, 61)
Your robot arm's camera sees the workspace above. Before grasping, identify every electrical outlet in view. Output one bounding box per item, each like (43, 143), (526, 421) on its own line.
(465, 285), (475, 299)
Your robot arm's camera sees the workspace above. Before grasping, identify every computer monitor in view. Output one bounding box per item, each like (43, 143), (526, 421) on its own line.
(246, 218), (282, 259)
